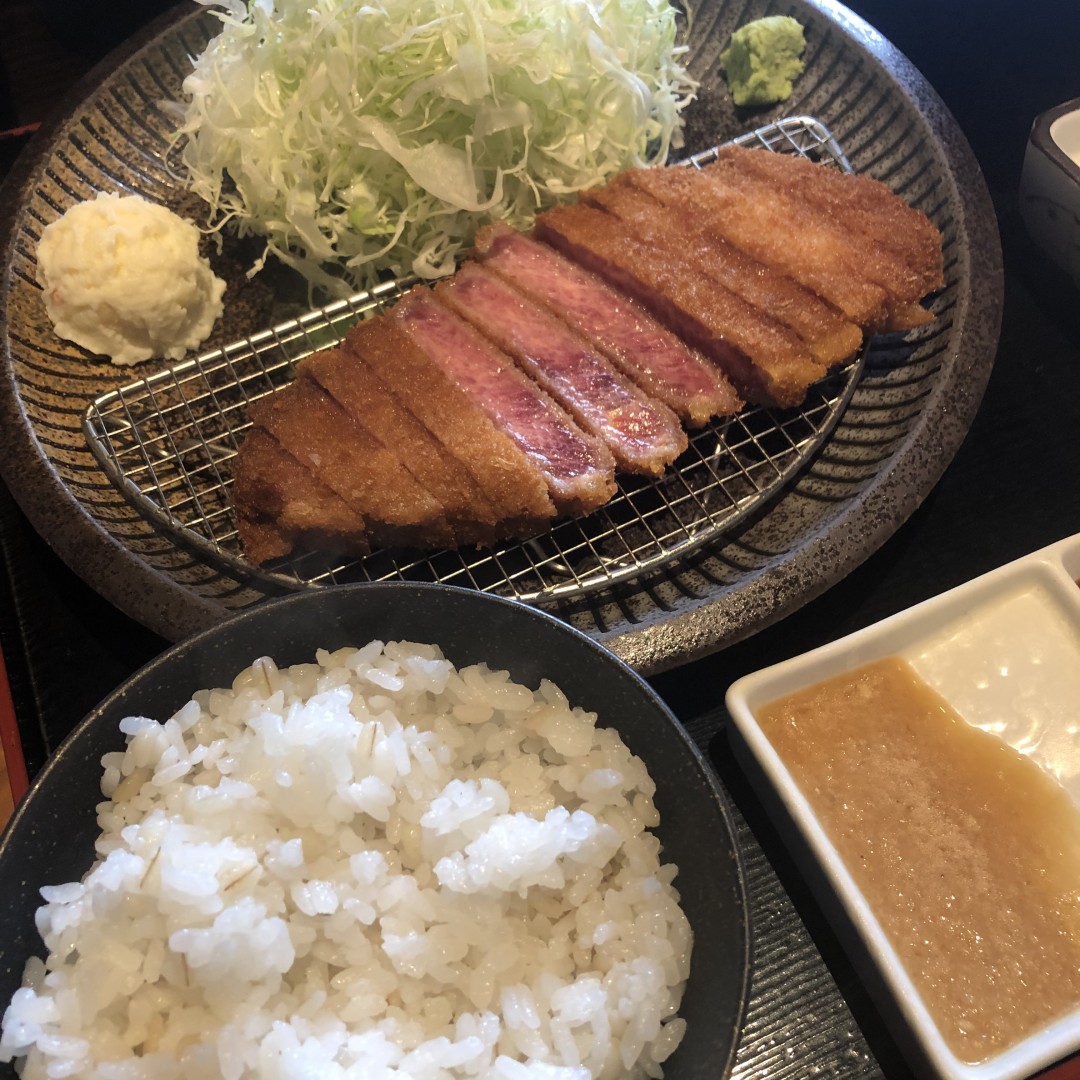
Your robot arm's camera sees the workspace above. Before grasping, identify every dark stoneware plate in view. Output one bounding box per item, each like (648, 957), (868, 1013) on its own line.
(0, 0), (1003, 673)
(0, 582), (750, 1080)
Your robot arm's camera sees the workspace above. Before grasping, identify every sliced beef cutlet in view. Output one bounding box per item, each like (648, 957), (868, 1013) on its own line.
(299, 343), (505, 541)
(231, 147), (944, 566)
(230, 426), (370, 565)
(435, 263), (687, 476)
(247, 376), (454, 548)
(391, 287), (617, 517)
(534, 201), (827, 409)
(720, 145), (944, 296)
(623, 161), (892, 331)
(341, 315), (557, 541)
(707, 146), (937, 330)
(473, 223), (741, 427)
(585, 177), (864, 369)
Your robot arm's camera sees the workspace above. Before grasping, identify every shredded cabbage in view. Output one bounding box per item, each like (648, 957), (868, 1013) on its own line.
(176, 0), (697, 297)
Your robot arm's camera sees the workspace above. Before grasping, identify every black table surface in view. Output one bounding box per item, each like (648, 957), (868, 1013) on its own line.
(2, 1), (1079, 1077)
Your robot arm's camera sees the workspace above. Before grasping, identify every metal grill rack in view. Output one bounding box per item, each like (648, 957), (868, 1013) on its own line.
(83, 117), (865, 603)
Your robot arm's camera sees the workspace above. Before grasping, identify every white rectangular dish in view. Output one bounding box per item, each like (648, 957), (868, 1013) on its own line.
(725, 532), (1080, 1080)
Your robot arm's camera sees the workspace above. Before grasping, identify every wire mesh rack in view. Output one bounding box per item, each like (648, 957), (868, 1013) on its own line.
(83, 116), (866, 603)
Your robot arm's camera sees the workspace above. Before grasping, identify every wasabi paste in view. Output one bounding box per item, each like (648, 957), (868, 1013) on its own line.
(720, 15), (807, 108)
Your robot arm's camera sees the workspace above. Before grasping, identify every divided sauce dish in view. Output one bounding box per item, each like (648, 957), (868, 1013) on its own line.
(726, 532), (1080, 1080)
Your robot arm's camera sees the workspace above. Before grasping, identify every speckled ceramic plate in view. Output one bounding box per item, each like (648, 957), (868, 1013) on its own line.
(0, 0), (1003, 674)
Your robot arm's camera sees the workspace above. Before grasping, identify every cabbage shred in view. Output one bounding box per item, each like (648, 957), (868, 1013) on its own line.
(177, 0), (698, 297)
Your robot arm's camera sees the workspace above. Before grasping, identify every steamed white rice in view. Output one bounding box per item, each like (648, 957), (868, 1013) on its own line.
(0, 640), (692, 1080)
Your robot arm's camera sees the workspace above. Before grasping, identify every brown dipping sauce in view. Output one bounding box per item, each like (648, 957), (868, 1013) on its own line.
(756, 656), (1080, 1063)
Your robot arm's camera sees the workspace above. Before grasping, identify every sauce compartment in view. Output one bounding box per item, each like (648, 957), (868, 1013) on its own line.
(725, 532), (1080, 1080)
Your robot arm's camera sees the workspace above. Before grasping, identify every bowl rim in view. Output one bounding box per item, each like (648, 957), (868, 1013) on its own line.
(1030, 95), (1080, 185)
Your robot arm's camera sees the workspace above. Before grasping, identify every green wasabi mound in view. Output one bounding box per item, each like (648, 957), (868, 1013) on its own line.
(720, 15), (807, 108)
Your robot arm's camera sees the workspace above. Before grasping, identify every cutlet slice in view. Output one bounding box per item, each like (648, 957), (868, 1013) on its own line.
(534, 201), (826, 409)
(587, 178), (863, 369)
(343, 315), (557, 533)
(231, 426), (370, 564)
(473, 224), (741, 427)
(435, 263), (687, 477)
(709, 147), (936, 330)
(234, 511), (291, 566)
(299, 343), (503, 536)
(390, 287), (616, 517)
(722, 145), (944, 295)
(247, 377), (454, 548)
(624, 162), (891, 331)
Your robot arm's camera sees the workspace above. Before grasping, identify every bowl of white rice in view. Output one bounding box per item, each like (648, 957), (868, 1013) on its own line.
(0, 583), (749, 1080)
